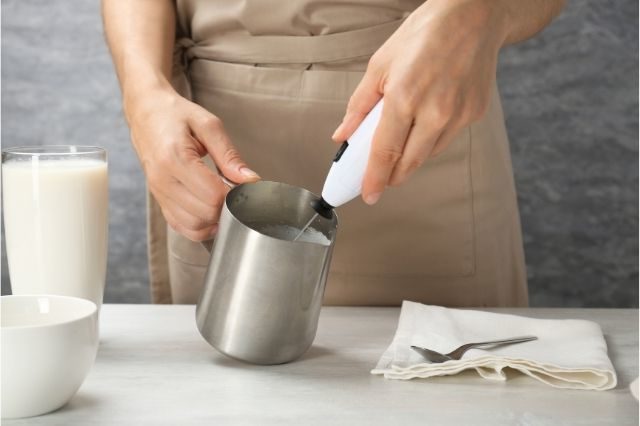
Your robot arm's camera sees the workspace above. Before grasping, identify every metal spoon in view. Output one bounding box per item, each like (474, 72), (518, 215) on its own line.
(411, 335), (538, 363)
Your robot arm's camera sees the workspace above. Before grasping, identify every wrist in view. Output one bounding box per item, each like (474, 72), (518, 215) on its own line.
(425, 0), (511, 49)
(467, 0), (511, 47)
(122, 71), (176, 123)
(443, 0), (511, 48)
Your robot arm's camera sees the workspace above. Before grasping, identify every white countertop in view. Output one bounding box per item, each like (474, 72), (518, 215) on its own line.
(5, 305), (638, 425)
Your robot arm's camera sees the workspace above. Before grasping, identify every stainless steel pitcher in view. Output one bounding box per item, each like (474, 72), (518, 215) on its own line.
(196, 181), (338, 365)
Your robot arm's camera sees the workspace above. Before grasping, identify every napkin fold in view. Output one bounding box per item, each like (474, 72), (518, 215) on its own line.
(371, 301), (617, 390)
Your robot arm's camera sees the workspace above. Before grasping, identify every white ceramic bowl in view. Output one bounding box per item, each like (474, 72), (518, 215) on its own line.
(1, 295), (99, 419)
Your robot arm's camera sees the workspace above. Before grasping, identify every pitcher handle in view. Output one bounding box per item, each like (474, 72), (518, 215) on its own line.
(201, 169), (238, 254)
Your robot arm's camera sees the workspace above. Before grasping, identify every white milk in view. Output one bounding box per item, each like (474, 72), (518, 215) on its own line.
(2, 159), (108, 306)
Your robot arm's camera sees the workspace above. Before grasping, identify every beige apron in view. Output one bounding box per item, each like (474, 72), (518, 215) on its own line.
(147, 0), (528, 306)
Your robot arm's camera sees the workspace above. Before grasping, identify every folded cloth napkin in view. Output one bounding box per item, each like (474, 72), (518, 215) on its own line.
(371, 301), (617, 390)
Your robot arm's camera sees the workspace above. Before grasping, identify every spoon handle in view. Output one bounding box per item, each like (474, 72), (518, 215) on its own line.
(465, 335), (538, 349)
(449, 336), (538, 359)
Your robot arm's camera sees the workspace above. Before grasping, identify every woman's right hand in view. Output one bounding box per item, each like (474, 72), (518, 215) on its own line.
(125, 87), (260, 241)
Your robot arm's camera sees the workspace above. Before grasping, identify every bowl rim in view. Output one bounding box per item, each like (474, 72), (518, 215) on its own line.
(1, 295), (97, 331)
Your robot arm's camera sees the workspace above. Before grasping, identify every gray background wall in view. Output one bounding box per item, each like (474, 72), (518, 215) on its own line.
(1, 0), (638, 307)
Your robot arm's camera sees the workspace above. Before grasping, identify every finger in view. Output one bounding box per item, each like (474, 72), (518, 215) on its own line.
(430, 124), (465, 158)
(332, 70), (382, 142)
(166, 211), (218, 241)
(160, 179), (223, 226)
(171, 142), (232, 207)
(154, 132), (227, 206)
(188, 115), (261, 184)
(388, 120), (443, 187)
(361, 100), (413, 204)
(161, 199), (219, 242)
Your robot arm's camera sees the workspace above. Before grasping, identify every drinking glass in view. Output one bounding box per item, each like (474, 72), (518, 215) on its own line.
(2, 146), (108, 306)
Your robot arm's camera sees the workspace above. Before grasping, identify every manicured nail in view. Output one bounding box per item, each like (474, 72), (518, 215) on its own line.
(239, 166), (260, 179)
(364, 192), (381, 205)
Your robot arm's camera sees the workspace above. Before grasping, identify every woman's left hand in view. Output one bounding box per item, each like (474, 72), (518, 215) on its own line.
(332, 0), (509, 205)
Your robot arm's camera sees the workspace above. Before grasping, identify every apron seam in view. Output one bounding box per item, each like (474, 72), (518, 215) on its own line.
(203, 53), (375, 66)
(191, 81), (355, 103)
(467, 125), (478, 277)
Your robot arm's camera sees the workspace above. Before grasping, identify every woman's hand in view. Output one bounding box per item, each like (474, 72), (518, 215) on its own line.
(332, 0), (509, 205)
(125, 87), (260, 241)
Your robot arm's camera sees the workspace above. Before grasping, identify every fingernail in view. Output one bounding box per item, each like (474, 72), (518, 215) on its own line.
(239, 166), (260, 179)
(364, 192), (381, 205)
(209, 224), (219, 237)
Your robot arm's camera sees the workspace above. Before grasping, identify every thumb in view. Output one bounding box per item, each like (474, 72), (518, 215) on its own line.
(332, 70), (382, 142)
(189, 115), (260, 184)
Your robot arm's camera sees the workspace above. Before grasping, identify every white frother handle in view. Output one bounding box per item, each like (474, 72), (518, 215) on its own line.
(321, 99), (384, 208)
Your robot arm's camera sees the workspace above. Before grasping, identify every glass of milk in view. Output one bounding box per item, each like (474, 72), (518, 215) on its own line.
(2, 146), (108, 307)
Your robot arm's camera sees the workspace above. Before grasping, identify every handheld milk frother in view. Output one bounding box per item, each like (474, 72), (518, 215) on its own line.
(293, 99), (384, 240)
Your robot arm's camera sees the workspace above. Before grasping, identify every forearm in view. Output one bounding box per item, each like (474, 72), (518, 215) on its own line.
(101, 0), (176, 113)
(496, 0), (566, 45)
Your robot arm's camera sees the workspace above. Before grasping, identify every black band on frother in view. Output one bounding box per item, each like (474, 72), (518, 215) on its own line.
(311, 197), (334, 219)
